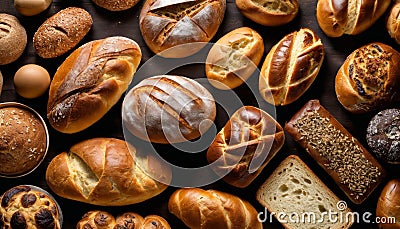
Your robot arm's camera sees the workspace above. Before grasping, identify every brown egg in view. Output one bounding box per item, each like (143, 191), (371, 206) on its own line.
(14, 64), (50, 99)
(376, 179), (400, 228)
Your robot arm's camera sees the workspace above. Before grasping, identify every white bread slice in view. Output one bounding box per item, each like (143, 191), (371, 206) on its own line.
(256, 155), (353, 229)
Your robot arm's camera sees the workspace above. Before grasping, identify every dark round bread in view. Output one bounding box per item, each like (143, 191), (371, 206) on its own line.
(366, 109), (400, 164)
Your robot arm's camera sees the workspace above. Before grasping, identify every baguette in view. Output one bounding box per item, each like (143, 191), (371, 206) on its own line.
(285, 100), (386, 204)
(256, 155), (353, 229)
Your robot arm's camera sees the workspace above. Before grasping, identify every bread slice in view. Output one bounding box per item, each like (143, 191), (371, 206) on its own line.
(256, 155), (353, 229)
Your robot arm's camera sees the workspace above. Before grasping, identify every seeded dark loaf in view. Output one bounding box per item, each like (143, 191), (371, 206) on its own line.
(91, 0), (140, 11)
(285, 99), (386, 204)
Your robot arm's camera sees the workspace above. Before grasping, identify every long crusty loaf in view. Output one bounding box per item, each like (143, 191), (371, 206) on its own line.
(256, 155), (353, 229)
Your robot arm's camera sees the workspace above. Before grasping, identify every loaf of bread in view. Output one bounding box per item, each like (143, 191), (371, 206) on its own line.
(0, 185), (62, 229)
(47, 36), (141, 134)
(46, 138), (171, 206)
(236, 0), (298, 26)
(168, 188), (262, 229)
(92, 0), (139, 11)
(316, 0), (390, 37)
(376, 179), (400, 228)
(285, 100), (386, 204)
(139, 0), (226, 58)
(0, 14), (27, 65)
(387, 2), (400, 44)
(14, 0), (52, 16)
(256, 155), (354, 229)
(206, 27), (264, 90)
(259, 28), (324, 106)
(33, 7), (92, 58)
(0, 71), (3, 96)
(207, 106), (284, 188)
(122, 75), (216, 144)
(335, 42), (400, 114)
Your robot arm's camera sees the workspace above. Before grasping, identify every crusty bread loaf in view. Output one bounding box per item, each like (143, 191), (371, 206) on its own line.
(33, 7), (92, 58)
(122, 75), (216, 144)
(285, 100), (386, 204)
(14, 0), (52, 16)
(207, 106), (284, 188)
(168, 188), (262, 229)
(0, 71), (3, 96)
(259, 28), (324, 106)
(0, 14), (27, 65)
(46, 138), (171, 206)
(139, 0), (226, 58)
(236, 0), (298, 26)
(256, 155), (353, 229)
(376, 179), (400, 228)
(387, 2), (400, 44)
(92, 0), (140, 11)
(316, 0), (390, 37)
(47, 36), (141, 134)
(335, 42), (400, 114)
(206, 27), (264, 90)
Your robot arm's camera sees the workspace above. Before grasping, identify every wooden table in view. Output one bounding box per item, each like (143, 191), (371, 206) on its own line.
(1, 0), (399, 228)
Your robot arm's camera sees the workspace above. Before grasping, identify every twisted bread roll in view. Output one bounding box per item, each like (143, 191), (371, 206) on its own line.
(316, 0), (390, 37)
(168, 188), (262, 229)
(46, 138), (171, 206)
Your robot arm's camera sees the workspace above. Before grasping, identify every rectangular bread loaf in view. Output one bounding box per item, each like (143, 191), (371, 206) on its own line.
(285, 99), (386, 204)
(256, 155), (353, 229)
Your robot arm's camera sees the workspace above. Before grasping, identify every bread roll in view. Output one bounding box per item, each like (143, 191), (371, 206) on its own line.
(0, 14), (27, 65)
(335, 42), (400, 114)
(122, 75), (216, 144)
(316, 0), (390, 37)
(205, 27), (264, 90)
(33, 7), (92, 58)
(376, 179), (400, 228)
(14, 0), (52, 16)
(387, 3), (400, 44)
(285, 100), (386, 204)
(236, 0), (298, 26)
(259, 28), (324, 106)
(46, 138), (171, 206)
(139, 0), (226, 58)
(92, 0), (140, 11)
(168, 188), (262, 229)
(140, 215), (171, 229)
(47, 36), (141, 134)
(207, 106), (284, 188)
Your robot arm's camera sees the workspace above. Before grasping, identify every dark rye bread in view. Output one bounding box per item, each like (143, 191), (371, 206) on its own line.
(285, 100), (386, 204)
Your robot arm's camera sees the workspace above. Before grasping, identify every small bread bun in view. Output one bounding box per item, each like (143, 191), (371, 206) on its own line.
(0, 14), (27, 65)
(387, 2), (400, 44)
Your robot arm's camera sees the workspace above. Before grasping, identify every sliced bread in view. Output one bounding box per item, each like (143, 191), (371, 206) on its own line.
(256, 155), (353, 229)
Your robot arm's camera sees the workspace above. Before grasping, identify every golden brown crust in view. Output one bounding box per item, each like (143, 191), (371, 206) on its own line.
(236, 0), (298, 26)
(285, 99), (386, 204)
(45, 138), (171, 206)
(47, 36), (142, 133)
(168, 188), (262, 229)
(335, 42), (400, 114)
(33, 7), (92, 58)
(207, 106), (284, 188)
(141, 215), (171, 229)
(0, 14), (27, 65)
(387, 3), (400, 44)
(376, 180), (400, 228)
(139, 0), (226, 58)
(205, 27), (264, 90)
(92, 0), (140, 11)
(259, 28), (324, 106)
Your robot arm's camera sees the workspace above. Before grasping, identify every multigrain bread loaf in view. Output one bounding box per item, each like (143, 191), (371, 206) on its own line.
(205, 27), (264, 90)
(387, 2), (400, 44)
(376, 179), (400, 229)
(207, 106), (285, 188)
(0, 14), (27, 65)
(335, 42), (400, 114)
(46, 138), (171, 206)
(139, 0), (226, 58)
(122, 75), (216, 144)
(236, 0), (298, 26)
(47, 36), (141, 134)
(92, 0), (140, 11)
(33, 7), (92, 58)
(256, 155), (354, 229)
(168, 188), (262, 229)
(316, 0), (390, 37)
(285, 100), (386, 204)
(259, 28), (324, 106)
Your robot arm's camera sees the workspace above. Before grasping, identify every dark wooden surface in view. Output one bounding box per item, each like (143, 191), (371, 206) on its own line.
(1, 0), (400, 228)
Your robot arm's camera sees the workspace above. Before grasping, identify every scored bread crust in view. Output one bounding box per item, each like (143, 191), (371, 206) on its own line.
(46, 138), (171, 206)
(236, 0), (298, 26)
(168, 188), (262, 229)
(256, 155), (354, 229)
(0, 14), (27, 65)
(47, 36), (141, 134)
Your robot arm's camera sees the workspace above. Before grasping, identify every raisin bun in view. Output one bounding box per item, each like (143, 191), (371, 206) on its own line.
(367, 109), (400, 164)
(0, 185), (62, 229)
